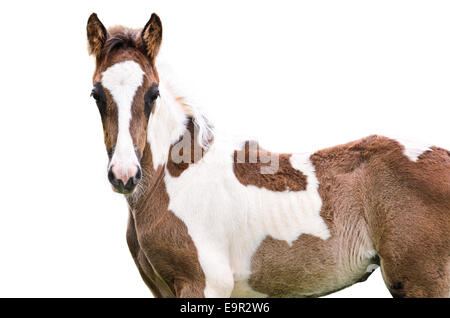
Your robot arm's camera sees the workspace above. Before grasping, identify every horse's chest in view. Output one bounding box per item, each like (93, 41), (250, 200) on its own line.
(132, 208), (207, 296)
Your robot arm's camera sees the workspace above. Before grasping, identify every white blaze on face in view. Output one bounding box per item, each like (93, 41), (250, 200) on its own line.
(101, 60), (145, 182)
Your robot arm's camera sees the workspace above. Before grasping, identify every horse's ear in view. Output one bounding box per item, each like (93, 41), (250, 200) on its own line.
(141, 13), (162, 60)
(87, 13), (107, 56)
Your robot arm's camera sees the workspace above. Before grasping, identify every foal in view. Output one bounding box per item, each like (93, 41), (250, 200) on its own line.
(87, 13), (450, 298)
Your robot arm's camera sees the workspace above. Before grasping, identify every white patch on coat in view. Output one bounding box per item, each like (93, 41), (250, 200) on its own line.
(394, 137), (432, 162)
(163, 140), (331, 297)
(102, 60), (144, 174)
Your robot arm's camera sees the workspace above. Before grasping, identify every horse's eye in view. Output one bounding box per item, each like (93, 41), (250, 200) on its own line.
(90, 90), (100, 101)
(144, 83), (159, 117)
(145, 87), (159, 103)
(91, 83), (107, 117)
(91, 83), (106, 103)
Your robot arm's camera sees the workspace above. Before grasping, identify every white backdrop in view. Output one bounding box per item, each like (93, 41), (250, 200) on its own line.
(0, 0), (449, 297)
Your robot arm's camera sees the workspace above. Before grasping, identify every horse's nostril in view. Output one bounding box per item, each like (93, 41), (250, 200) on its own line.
(135, 166), (142, 181)
(128, 169), (142, 187)
(124, 176), (139, 192)
(108, 168), (124, 188)
(108, 168), (117, 184)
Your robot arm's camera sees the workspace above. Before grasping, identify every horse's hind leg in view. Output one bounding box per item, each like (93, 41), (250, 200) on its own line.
(376, 220), (449, 298)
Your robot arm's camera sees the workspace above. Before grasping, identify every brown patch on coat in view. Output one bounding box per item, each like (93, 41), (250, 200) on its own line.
(248, 135), (449, 297)
(233, 141), (307, 191)
(248, 234), (368, 297)
(167, 118), (206, 177)
(126, 143), (206, 297)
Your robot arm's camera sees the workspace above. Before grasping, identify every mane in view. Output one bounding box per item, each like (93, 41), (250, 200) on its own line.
(157, 60), (215, 150)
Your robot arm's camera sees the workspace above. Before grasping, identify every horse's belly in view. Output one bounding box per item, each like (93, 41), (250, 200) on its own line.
(230, 233), (377, 298)
(229, 236), (342, 297)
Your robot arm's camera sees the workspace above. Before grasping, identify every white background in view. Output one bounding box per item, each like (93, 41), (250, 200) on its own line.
(0, 0), (448, 297)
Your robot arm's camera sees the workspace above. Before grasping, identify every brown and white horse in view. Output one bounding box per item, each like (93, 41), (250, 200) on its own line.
(87, 13), (450, 298)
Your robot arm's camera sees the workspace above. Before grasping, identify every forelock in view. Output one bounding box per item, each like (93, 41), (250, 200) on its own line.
(103, 26), (142, 56)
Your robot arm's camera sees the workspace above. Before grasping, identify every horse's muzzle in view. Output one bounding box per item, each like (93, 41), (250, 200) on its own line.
(108, 165), (142, 194)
